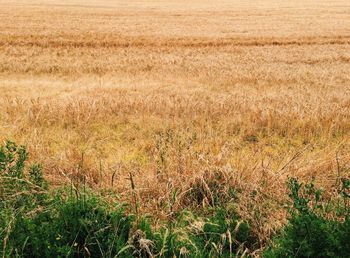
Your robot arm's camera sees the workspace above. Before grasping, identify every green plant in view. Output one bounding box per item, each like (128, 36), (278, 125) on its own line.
(152, 207), (255, 257)
(264, 177), (350, 258)
(0, 141), (48, 256)
(0, 141), (134, 258)
(7, 193), (133, 258)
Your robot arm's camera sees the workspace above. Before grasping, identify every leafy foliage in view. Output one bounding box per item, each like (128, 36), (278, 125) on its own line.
(264, 177), (350, 258)
(157, 208), (255, 257)
(7, 194), (133, 257)
(0, 141), (134, 257)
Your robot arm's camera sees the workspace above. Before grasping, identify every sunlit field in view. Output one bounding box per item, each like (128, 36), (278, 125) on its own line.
(1, 0), (350, 254)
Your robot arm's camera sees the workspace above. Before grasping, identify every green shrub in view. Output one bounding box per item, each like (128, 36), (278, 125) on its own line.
(0, 141), (47, 211)
(264, 177), (350, 258)
(0, 141), (134, 258)
(7, 194), (133, 257)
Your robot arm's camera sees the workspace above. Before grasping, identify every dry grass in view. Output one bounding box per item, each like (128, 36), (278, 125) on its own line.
(0, 0), (350, 243)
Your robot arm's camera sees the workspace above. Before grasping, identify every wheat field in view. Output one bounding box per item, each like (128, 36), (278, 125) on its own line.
(1, 0), (350, 240)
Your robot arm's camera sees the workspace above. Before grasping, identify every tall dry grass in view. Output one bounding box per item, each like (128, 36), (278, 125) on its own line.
(0, 0), (350, 242)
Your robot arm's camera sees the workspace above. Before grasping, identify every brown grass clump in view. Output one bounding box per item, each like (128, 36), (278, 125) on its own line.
(0, 0), (350, 243)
